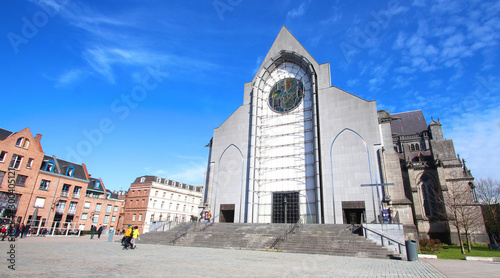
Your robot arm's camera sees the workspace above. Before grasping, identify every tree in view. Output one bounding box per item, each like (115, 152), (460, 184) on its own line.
(475, 178), (500, 242)
(439, 182), (484, 254)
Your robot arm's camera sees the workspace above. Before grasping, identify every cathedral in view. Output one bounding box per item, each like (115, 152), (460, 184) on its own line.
(201, 27), (487, 243)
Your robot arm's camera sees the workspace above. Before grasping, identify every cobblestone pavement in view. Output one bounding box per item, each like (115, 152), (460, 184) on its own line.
(0, 236), (453, 277)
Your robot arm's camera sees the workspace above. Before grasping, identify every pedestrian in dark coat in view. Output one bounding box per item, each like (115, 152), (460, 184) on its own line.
(97, 226), (103, 239)
(90, 225), (97, 239)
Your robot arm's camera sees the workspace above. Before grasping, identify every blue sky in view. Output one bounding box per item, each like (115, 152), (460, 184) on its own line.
(1, 0), (499, 191)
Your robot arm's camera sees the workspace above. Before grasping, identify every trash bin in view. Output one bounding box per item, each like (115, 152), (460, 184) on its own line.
(405, 240), (418, 261)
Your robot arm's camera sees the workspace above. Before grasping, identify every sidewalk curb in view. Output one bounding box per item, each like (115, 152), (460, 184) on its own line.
(465, 256), (500, 262)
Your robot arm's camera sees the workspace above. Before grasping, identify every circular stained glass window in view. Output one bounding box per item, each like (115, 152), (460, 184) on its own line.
(268, 78), (304, 113)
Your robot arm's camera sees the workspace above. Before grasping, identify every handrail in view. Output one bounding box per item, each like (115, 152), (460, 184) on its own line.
(170, 222), (196, 244)
(197, 214), (219, 232)
(271, 218), (302, 249)
(361, 224), (405, 254)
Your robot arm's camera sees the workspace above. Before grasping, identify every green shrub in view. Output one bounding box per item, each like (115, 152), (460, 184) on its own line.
(420, 238), (442, 253)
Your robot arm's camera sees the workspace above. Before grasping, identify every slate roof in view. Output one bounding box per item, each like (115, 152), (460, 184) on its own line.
(0, 128), (14, 141)
(390, 110), (428, 136)
(106, 189), (120, 200)
(87, 177), (106, 193)
(40, 155), (88, 181)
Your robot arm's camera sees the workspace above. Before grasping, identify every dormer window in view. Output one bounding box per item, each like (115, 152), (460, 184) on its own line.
(15, 137), (23, 147)
(95, 180), (101, 189)
(43, 160), (55, 172)
(22, 139), (30, 149)
(0, 151), (6, 163)
(65, 166), (75, 177)
(156, 177), (161, 183)
(140, 177), (146, 183)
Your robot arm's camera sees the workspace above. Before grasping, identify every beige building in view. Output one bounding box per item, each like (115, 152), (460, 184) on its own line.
(123, 176), (203, 233)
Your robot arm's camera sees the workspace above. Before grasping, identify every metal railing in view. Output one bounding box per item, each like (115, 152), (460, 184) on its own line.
(197, 214), (219, 233)
(149, 221), (174, 232)
(270, 218), (302, 250)
(170, 221), (196, 244)
(362, 224), (405, 255)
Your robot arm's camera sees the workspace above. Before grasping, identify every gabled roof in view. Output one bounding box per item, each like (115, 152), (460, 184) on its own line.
(0, 128), (13, 140)
(390, 110), (428, 136)
(253, 26), (321, 83)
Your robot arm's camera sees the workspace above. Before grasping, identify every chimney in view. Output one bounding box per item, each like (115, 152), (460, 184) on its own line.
(34, 134), (42, 143)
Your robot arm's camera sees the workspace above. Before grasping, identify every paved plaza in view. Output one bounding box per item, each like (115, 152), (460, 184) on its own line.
(0, 236), (498, 277)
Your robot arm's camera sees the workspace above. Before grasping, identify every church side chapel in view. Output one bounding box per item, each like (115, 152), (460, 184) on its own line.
(202, 27), (488, 244)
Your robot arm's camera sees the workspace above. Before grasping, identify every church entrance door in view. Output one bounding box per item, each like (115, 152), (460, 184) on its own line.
(272, 192), (300, 223)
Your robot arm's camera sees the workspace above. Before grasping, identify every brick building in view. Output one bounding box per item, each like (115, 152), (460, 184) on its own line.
(0, 128), (45, 223)
(79, 177), (124, 232)
(123, 176), (203, 233)
(0, 127), (123, 234)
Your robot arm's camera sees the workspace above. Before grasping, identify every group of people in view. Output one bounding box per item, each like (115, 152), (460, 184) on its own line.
(121, 224), (140, 250)
(1, 222), (31, 240)
(90, 225), (104, 239)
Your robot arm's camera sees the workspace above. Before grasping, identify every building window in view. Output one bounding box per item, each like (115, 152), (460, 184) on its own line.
(68, 202), (77, 214)
(61, 184), (71, 197)
(26, 158), (34, 169)
(95, 180), (101, 189)
(42, 160), (55, 172)
(65, 166), (75, 177)
(132, 214), (136, 221)
(415, 144), (420, 151)
(111, 216), (116, 222)
(163, 192), (166, 198)
(153, 200), (157, 208)
(81, 213), (88, 220)
(15, 137), (23, 147)
(411, 144), (415, 151)
(39, 180), (50, 190)
(84, 202), (90, 209)
(114, 206), (118, 212)
(92, 215), (99, 223)
(96, 203), (102, 212)
(183, 205), (186, 212)
(170, 193), (174, 199)
(9, 154), (23, 170)
(106, 204), (112, 213)
(0, 171), (4, 186)
(139, 214), (142, 221)
(22, 139), (30, 149)
(176, 204), (179, 211)
(34, 197), (45, 208)
(155, 190), (159, 197)
(104, 215), (109, 224)
(56, 200), (66, 214)
(140, 177), (145, 182)
(151, 214), (154, 221)
(0, 151), (6, 162)
(73, 187), (81, 199)
(16, 175), (27, 186)
(161, 201), (165, 208)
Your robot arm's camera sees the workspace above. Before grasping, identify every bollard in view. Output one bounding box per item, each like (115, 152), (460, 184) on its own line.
(108, 230), (114, 242)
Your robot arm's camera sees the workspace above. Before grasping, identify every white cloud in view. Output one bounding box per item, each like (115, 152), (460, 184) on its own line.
(287, 2), (307, 19)
(56, 69), (85, 86)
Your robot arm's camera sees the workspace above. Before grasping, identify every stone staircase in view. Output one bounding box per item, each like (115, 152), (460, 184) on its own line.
(139, 223), (402, 260)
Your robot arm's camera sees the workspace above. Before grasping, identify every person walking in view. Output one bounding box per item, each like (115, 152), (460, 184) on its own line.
(90, 225), (97, 239)
(130, 226), (140, 249)
(122, 225), (133, 250)
(97, 226), (103, 239)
